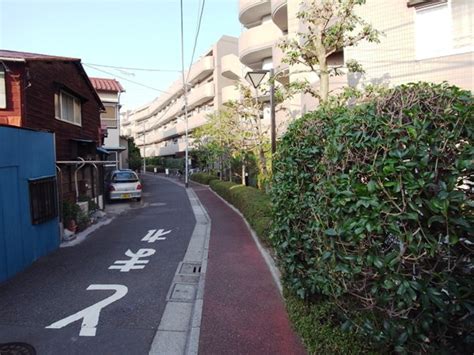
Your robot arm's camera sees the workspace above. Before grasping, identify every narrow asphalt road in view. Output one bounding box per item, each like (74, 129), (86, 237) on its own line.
(0, 175), (195, 354)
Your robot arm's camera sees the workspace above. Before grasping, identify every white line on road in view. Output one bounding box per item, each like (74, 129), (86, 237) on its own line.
(109, 249), (156, 272)
(142, 229), (172, 243)
(45, 284), (128, 337)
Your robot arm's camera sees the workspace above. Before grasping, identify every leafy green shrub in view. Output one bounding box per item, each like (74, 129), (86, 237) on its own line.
(271, 82), (473, 352)
(210, 179), (272, 244)
(284, 290), (377, 354)
(190, 173), (218, 185)
(62, 200), (80, 223)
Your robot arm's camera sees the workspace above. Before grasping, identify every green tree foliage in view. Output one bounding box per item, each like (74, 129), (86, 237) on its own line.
(127, 137), (142, 171)
(194, 94), (272, 189)
(271, 83), (473, 352)
(279, 0), (381, 102)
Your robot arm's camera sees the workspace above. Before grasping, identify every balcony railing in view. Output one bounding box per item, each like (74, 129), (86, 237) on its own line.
(239, 0), (271, 26)
(271, 0), (287, 31)
(188, 56), (214, 85)
(239, 21), (282, 67)
(221, 54), (242, 80)
(187, 82), (215, 109)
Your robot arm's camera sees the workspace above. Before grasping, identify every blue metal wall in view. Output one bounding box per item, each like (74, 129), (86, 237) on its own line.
(0, 126), (59, 283)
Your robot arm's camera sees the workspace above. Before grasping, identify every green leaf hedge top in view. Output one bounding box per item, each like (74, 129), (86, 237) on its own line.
(271, 82), (473, 353)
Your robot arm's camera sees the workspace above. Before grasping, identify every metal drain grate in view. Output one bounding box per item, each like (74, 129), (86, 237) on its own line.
(0, 343), (36, 355)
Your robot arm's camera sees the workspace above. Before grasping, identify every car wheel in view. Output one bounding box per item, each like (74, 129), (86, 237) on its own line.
(136, 197), (141, 202)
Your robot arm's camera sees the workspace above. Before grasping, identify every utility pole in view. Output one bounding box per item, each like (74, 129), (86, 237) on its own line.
(142, 121), (146, 173)
(269, 68), (276, 154)
(180, 0), (189, 188)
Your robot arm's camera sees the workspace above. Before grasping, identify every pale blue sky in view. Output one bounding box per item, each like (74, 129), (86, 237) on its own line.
(0, 0), (241, 111)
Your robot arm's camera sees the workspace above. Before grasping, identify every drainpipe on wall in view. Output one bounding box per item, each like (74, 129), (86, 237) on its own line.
(74, 157), (86, 202)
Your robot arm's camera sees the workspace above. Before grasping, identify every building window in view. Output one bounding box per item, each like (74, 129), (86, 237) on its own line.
(29, 176), (58, 225)
(0, 67), (6, 109)
(55, 90), (82, 126)
(415, 0), (473, 59)
(101, 105), (117, 128)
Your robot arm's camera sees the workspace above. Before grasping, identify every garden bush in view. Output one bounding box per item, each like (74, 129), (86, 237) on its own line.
(210, 180), (272, 245)
(190, 173), (218, 185)
(271, 82), (473, 353)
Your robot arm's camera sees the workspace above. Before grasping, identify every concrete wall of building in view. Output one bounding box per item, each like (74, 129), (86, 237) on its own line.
(346, 0), (474, 91)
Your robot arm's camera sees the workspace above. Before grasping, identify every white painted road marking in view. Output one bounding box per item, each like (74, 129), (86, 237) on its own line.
(142, 229), (171, 243)
(46, 284), (128, 337)
(108, 249), (156, 272)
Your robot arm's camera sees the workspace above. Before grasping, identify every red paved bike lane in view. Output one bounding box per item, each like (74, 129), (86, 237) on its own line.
(193, 184), (306, 355)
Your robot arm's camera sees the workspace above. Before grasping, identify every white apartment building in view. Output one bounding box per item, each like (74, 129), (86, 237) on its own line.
(234, 0), (473, 119)
(123, 35), (240, 158)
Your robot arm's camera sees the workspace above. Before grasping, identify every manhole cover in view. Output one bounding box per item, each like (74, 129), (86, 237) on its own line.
(0, 343), (36, 355)
(170, 283), (197, 301)
(179, 262), (201, 275)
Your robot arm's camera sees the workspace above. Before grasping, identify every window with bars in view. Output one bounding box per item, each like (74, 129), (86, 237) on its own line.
(29, 176), (58, 225)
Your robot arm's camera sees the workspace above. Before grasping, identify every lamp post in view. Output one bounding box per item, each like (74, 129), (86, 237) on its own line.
(244, 69), (276, 154)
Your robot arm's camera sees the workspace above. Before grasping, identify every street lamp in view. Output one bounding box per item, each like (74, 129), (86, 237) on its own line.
(244, 69), (276, 154)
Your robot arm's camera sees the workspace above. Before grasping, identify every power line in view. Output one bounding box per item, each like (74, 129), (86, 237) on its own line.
(186, 0), (206, 83)
(84, 63), (171, 94)
(83, 62), (181, 73)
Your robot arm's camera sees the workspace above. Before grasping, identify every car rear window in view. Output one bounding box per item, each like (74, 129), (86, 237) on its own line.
(112, 172), (138, 182)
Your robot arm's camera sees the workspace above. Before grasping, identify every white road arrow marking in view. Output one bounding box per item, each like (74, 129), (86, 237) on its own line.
(45, 284), (128, 337)
(108, 248), (156, 272)
(142, 229), (171, 243)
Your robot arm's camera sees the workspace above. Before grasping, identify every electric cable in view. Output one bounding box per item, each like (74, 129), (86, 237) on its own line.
(84, 63), (172, 94)
(185, 0), (206, 83)
(83, 62), (181, 73)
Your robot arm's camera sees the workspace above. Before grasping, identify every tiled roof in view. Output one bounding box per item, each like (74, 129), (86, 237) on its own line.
(0, 49), (79, 61)
(89, 77), (125, 93)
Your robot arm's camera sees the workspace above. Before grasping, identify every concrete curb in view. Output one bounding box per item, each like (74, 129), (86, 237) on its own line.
(148, 176), (211, 355)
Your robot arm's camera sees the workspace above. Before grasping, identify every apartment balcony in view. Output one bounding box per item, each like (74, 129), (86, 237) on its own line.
(187, 82), (215, 110)
(271, 0), (287, 31)
(121, 117), (131, 126)
(222, 85), (240, 103)
(239, 21), (282, 68)
(157, 143), (179, 157)
(176, 111), (208, 136)
(188, 56), (214, 85)
(221, 54), (242, 80)
(272, 39), (289, 83)
(239, 0), (271, 26)
(160, 124), (179, 141)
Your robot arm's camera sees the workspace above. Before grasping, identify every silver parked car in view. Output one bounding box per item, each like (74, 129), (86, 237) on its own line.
(107, 170), (142, 202)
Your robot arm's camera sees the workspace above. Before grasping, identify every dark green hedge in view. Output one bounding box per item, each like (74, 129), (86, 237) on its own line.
(271, 82), (473, 353)
(209, 180), (272, 245)
(189, 173), (218, 185)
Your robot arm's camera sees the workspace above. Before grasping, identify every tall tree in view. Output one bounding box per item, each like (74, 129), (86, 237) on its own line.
(279, 0), (380, 102)
(126, 137), (142, 171)
(194, 85), (273, 189)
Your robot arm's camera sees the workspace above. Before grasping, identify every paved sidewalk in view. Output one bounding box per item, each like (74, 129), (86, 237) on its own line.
(193, 183), (306, 355)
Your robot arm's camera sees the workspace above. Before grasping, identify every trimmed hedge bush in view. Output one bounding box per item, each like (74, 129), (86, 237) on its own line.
(285, 290), (377, 354)
(190, 173), (218, 185)
(271, 83), (473, 352)
(209, 180), (272, 245)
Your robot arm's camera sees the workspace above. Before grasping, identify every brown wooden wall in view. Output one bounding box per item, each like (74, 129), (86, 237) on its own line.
(23, 61), (102, 161)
